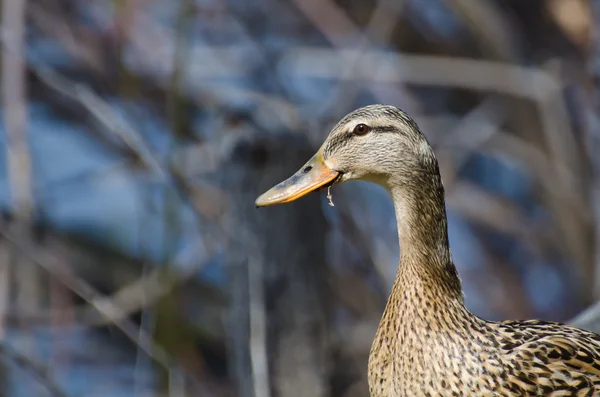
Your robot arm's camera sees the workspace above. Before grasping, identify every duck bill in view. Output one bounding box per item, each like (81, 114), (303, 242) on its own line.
(255, 150), (339, 207)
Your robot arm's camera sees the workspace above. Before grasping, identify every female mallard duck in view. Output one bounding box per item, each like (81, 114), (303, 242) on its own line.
(255, 105), (600, 396)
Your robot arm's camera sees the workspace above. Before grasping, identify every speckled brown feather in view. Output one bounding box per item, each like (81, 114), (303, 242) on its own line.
(319, 105), (600, 397)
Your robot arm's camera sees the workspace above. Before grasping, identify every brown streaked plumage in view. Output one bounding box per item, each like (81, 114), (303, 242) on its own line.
(255, 104), (600, 396)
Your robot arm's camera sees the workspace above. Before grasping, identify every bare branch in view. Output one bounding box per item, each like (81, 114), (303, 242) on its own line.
(0, 238), (9, 341)
(2, 0), (41, 358)
(587, 0), (600, 298)
(2, 0), (31, 219)
(444, 0), (520, 60)
(0, 343), (69, 397)
(0, 221), (206, 391)
(290, 0), (418, 122)
(248, 255), (270, 397)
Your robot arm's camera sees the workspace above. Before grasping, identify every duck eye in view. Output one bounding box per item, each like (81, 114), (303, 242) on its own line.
(353, 123), (371, 135)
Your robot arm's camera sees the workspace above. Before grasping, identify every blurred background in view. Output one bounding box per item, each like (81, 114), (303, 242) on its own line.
(0, 0), (599, 396)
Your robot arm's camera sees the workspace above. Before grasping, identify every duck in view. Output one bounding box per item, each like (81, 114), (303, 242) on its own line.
(254, 104), (600, 396)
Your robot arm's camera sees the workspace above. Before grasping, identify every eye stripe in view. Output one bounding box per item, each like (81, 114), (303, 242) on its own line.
(373, 125), (397, 133)
(325, 125), (400, 157)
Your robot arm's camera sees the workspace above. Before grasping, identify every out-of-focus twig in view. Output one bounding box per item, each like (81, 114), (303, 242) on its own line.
(291, 0), (418, 126)
(27, 2), (104, 71)
(444, 0), (520, 60)
(0, 238), (9, 340)
(1, 256), (222, 336)
(0, 221), (207, 392)
(570, 299), (600, 332)
(2, 0), (40, 353)
(1, 23), (225, 390)
(587, 0), (600, 299)
(248, 255), (270, 397)
(0, 343), (69, 397)
(323, 0), (409, 116)
(281, 48), (561, 99)
(434, 99), (504, 186)
(0, 30), (234, 292)
(23, 58), (236, 256)
(547, 0), (592, 48)
(47, 237), (75, 370)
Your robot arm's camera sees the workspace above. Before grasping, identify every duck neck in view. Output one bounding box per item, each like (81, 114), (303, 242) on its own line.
(387, 173), (463, 302)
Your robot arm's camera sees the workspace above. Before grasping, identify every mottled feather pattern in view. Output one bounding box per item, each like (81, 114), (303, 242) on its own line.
(319, 105), (600, 397)
(368, 263), (600, 396)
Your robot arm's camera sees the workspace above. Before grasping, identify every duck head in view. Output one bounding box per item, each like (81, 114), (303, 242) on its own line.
(255, 104), (439, 207)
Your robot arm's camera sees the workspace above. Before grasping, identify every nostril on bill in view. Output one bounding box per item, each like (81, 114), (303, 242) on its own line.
(303, 166), (313, 173)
